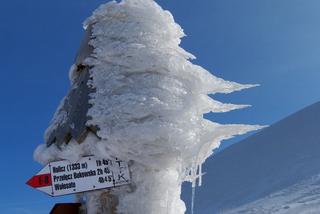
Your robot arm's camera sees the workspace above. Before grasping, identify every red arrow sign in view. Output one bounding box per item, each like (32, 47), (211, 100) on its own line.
(26, 173), (52, 188)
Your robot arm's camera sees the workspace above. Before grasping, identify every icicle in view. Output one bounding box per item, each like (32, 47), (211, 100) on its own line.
(198, 164), (203, 187)
(166, 190), (169, 214)
(190, 165), (196, 214)
(191, 186), (196, 214)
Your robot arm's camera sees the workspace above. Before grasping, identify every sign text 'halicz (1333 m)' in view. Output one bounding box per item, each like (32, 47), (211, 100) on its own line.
(26, 156), (131, 196)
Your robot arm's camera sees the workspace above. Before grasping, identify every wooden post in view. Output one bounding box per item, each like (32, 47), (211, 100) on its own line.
(100, 191), (118, 214)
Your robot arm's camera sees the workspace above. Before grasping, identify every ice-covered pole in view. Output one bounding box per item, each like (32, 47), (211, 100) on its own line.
(34, 0), (263, 213)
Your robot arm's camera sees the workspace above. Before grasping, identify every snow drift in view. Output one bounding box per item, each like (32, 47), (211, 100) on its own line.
(34, 0), (261, 213)
(191, 101), (320, 213)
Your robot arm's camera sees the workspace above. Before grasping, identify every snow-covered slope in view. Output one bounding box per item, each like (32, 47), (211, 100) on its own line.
(189, 101), (320, 213)
(226, 174), (320, 214)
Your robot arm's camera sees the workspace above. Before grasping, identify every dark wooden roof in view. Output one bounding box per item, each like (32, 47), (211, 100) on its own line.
(46, 25), (98, 147)
(50, 203), (82, 214)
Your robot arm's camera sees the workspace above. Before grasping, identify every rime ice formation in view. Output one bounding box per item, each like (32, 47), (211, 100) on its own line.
(34, 0), (262, 213)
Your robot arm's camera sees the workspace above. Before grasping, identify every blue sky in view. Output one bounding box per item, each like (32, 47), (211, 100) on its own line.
(0, 0), (320, 213)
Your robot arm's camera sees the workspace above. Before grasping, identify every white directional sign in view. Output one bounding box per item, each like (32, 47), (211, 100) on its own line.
(26, 156), (131, 196)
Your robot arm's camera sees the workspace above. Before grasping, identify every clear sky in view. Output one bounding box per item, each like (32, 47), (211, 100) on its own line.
(0, 0), (320, 213)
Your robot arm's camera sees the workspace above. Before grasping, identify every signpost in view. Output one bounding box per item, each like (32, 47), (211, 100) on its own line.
(27, 156), (131, 196)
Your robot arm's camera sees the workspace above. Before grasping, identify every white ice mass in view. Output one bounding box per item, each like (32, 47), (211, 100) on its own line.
(34, 0), (262, 213)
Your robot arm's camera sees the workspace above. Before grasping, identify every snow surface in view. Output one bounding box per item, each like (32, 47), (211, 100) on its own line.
(35, 0), (262, 213)
(190, 101), (320, 213)
(226, 174), (320, 214)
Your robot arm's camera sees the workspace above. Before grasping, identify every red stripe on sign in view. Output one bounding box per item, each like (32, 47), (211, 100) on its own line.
(26, 173), (52, 188)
